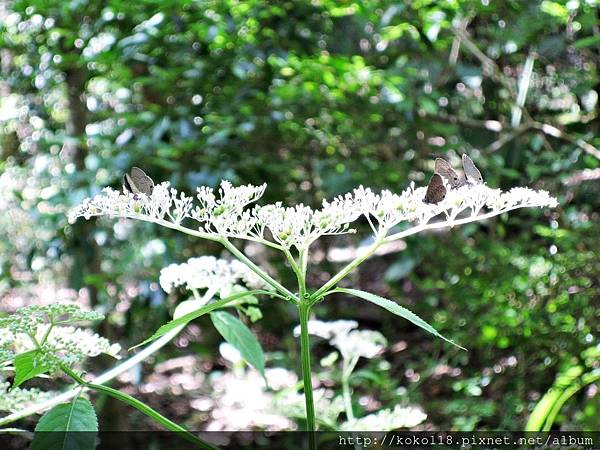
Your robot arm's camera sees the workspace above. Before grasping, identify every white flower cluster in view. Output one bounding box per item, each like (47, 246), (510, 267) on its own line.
(69, 178), (558, 250)
(255, 201), (361, 249)
(0, 304), (121, 373)
(336, 183), (558, 233)
(201, 367), (297, 431)
(159, 256), (266, 297)
(0, 382), (59, 414)
(294, 320), (387, 360)
(340, 404), (427, 431)
(275, 388), (346, 426)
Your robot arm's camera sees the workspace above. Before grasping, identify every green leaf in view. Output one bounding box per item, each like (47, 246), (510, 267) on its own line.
(210, 311), (265, 377)
(336, 288), (466, 351)
(13, 350), (50, 389)
(573, 35), (600, 49)
(31, 397), (98, 450)
(130, 289), (271, 350)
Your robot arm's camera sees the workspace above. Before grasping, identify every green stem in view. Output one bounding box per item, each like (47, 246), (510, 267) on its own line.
(298, 304), (316, 450)
(284, 248), (303, 283)
(312, 236), (384, 299)
(61, 366), (217, 450)
(313, 205), (531, 301)
(220, 238), (297, 300)
(341, 356), (359, 422)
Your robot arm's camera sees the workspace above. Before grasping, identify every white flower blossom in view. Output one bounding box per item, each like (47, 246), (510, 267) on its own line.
(341, 404), (427, 431)
(294, 320), (387, 360)
(254, 199), (361, 250)
(159, 256), (266, 297)
(69, 178), (558, 251)
(0, 382), (59, 413)
(0, 304), (121, 374)
(333, 330), (387, 360)
(191, 181), (266, 237)
(275, 388), (346, 425)
(293, 319), (359, 340)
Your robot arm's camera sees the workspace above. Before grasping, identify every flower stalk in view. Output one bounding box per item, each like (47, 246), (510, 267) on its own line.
(298, 303), (316, 450)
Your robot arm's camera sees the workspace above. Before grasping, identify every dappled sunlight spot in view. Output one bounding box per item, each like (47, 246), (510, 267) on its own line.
(340, 405), (427, 431)
(0, 285), (83, 311)
(200, 368), (298, 431)
(136, 355), (206, 395)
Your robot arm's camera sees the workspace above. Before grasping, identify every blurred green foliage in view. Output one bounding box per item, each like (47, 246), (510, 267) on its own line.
(0, 0), (598, 432)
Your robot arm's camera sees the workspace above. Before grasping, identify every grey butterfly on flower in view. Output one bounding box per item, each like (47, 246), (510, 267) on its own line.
(123, 167), (155, 196)
(435, 158), (466, 188)
(462, 154), (484, 184)
(423, 173), (446, 204)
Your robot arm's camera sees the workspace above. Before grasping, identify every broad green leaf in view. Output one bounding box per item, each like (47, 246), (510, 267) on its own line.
(336, 288), (466, 351)
(130, 290), (270, 350)
(31, 397), (98, 450)
(210, 311), (265, 377)
(13, 350), (50, 389)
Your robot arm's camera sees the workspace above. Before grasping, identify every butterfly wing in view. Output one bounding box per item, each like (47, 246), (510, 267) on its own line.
(123, 173), (138, 194)
(462, 154), (483, 184)
(435, 158), (464, 188)
(423, 173), (446, 204)
(129, 167), (155, 196)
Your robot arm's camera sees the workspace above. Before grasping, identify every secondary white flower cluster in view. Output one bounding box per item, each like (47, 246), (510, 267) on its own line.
(255, 202), (361, 249)
(69, 178), (558, 250)
(0, 382), (58, 414)
(276, 388), (346, 426)
(159, 256), (266, 297)
(294, 320), (387, 360)
(0, 304), (121, 373)
(340, 404), (427, 431)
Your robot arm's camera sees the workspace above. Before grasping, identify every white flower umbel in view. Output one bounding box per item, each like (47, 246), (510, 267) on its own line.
(70, 179), (557, 254)
(159, 256), (266, 298)
(68, 175), (558, 437)
(0, 304), (121, 374)
(0, 382), (59, 414)
(294, 320), (386, 360)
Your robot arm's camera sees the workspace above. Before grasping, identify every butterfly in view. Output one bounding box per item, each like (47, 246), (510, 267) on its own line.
(435, 158), (466, 188)
(423, 173), (446, 204)
(123, 167), (155, 196)
(462, 154), (484, 184)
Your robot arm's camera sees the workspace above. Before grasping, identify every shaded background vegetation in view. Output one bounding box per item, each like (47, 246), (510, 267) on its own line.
(0, 0), (598, 434)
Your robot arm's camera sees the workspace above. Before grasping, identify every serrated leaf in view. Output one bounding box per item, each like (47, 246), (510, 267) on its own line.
(31, 397), (98, 450)
(336, 288), (466, 351)
(13, 350), (50, 389)
(210, 311), (265, 377)
(130, 289), (270, 350)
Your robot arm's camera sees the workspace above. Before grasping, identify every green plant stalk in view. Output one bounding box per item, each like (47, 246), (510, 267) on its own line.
(139, 218), (296, 300)
(543, 371), (600, 430)
(313, 206), (533, 300)
(341, 356), (359, 422)
(312, 235), (384, 299)
(298, 303), (316, 450)
(219, 237), (297, 300)
(61, 365), (217, 450)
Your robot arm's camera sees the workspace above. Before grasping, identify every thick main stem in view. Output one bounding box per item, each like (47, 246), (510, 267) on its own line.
(298, 303), (316, 450)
